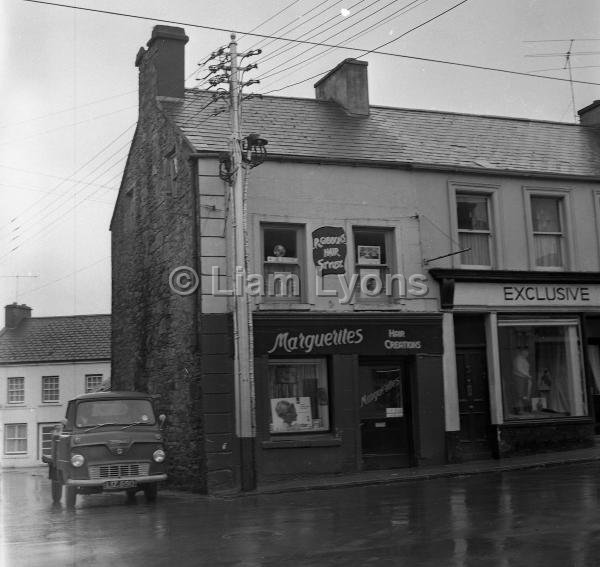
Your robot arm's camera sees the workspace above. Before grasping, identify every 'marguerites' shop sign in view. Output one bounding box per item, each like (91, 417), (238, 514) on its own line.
(255, 320), (443, 356)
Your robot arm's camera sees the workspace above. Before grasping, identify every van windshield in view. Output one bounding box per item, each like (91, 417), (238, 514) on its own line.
(75, 399), (156, 428)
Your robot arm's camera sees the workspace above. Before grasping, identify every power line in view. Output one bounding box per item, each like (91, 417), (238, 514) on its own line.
(0, 181), (114, 205)
(0, 89), (136, 129)
(0, 105), (137, 146)
(246, 0), (339, 53)
(259, 0), (428, 83)
(257, 0), (374, 67)
(530, 65), (600, 72)
(524, 38), (600, 43)
(0, 123), (134, 237)
(239, 0), (305, 40)
(0, 155), (126, 261)
(525, 51), (600, 57)
(21, 255), (110, 297)
(24, 0), (600, 88)
(0, 164), (119, 190)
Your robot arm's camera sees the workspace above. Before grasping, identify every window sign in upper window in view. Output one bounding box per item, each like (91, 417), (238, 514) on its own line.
(353, 228), (393, 300)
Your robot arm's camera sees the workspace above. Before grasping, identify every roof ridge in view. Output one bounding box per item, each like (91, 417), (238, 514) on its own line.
(24, 313), (111, 320)
(181, 87), (581, 126)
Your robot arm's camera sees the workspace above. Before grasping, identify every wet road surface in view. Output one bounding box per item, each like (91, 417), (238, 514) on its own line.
(1, 462), (599, 566)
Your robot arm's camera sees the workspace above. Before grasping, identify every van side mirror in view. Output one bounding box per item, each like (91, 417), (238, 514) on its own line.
(158, 414), (166, 428)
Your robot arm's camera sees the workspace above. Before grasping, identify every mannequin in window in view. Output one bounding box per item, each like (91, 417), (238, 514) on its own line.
(273, 244), (286, 257)
(512, 348), (532, 414)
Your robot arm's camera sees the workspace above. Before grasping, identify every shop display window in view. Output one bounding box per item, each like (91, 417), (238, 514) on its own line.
(262, 224), (303, 302)
(268, 359), (329, 434)
(498, 320), (587, 421)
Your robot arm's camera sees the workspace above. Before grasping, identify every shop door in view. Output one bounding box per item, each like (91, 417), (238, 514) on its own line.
(359, 362), (412, 470)
(456, 348), (493, 460)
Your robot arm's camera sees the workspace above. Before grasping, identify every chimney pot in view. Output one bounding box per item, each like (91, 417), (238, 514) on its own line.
(314, 59), (369, 117)
(578, 100), (600, 125)
(4, 303), (31, 329)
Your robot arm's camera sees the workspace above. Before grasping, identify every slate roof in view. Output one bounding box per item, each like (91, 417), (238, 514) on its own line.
(161, 90), (600, 179)
(0, 315), (111, 364)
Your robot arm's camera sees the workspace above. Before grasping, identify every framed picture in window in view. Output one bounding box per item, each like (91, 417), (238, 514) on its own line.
(357, 245), (381, 264)
(270, 397), (313, 432)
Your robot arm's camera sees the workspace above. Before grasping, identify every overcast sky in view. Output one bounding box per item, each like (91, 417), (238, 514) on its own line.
(1, 0), (599, 324)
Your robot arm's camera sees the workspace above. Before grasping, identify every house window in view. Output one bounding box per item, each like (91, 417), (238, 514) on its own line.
(353, 227), (393, 300)
(262, 224), (303, 302)
(42, 376), (59, 403)
(39, 423), (60, 459)
(7, 377), (24, 403)
(85, 374), (104, 393)
(268, 359), (329, 434)
(498, 319), (587, 421)
(456, 194), (492, 267)
(530, 196), (564, 268)
(5, 424), (27, 454)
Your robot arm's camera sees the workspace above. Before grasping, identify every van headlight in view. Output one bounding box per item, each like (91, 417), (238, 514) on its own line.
(71, 454), (85, 467)
(153, 449), (166, 463)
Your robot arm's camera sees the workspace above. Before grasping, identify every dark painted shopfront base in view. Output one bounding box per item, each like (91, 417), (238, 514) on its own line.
(447, 421), (595, 463)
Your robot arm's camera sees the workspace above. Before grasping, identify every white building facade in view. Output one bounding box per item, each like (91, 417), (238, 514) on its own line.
(0, 304), (110, 467)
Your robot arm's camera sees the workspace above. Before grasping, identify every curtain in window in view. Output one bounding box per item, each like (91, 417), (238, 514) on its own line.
(459, 233), (490, 265)
(588, 345), (600, 392)
(534, 234), (562, 267)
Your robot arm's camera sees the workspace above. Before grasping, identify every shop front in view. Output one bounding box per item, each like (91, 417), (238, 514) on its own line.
(431, 270), (600, 458)
(252, 313), (444, 482)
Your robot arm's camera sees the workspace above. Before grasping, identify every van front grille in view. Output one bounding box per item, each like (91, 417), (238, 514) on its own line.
(89, 463), (150, 479)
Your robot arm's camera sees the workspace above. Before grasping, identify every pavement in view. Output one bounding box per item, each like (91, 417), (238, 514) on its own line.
(238, 436), (600, 497)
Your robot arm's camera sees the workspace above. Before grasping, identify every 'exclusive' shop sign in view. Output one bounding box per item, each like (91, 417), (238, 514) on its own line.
(453, 282), (600, 309)
(255, 320), (443, 356)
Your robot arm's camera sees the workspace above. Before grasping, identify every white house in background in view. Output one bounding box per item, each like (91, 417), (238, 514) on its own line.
(0, 303), (111, 467)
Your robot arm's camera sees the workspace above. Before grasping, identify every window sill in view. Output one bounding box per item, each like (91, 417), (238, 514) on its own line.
(261, 435), (342, 449)
(501, 416), (592, 427)
(353, 303), (403, 311)
(257, 303), (313, 311)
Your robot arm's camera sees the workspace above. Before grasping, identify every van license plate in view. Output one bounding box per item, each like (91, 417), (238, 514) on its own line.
(103, 480), (137, 490)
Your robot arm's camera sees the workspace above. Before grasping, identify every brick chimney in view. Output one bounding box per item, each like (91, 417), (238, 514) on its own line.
(136, 25), (189, 99)
(314, 59), (370, 117)
(4, 303), (31, 329)
(578, 100), (600, 125)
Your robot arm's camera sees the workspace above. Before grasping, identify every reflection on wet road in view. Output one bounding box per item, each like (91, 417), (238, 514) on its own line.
(2, 462), (600, 566)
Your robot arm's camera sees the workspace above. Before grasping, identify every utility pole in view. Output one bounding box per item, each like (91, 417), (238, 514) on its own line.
(203, 33), (264, 491)
(229, 33), (255, 491)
